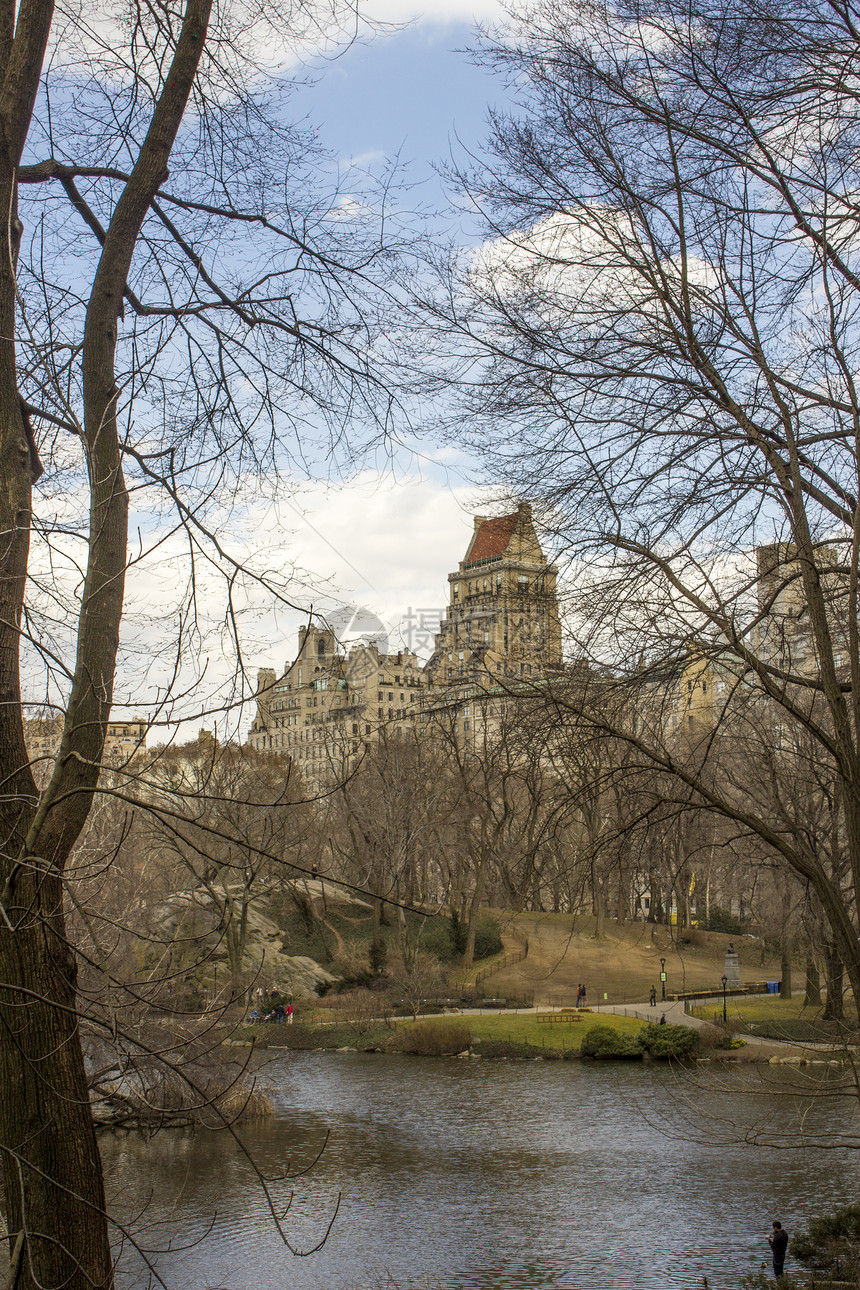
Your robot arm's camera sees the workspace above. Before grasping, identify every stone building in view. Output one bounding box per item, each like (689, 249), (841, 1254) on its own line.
(426, 502), (562, 686)
(246, 624), (425, 778)
(24, 713), (148, 771)
(246, 503), (563, 771)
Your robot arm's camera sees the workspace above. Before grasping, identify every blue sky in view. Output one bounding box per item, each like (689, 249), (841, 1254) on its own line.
(222, 8), (521, 700)
(103, 4), (529, 737)
(289, 14), (506, 222)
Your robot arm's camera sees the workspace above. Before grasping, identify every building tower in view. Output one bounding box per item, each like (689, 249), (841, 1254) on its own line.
(427, 502), (562, 686)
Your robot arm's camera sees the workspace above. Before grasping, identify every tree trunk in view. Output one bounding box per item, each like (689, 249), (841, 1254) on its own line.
(780, 941), (793, 999)
(462, 861), (487, 970)
(804, 956), (821, 1007)
(823, 943), (845, 1021)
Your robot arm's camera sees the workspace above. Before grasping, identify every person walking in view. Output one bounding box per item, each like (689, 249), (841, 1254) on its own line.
(768, 1221), (788, 1278)
(649, 985), (657, 1007)
(287, 1003), (294, 1025)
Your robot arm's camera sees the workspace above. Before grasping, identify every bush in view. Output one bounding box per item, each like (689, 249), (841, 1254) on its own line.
(637, 1023), (700, 1059)
(424, 912), (504, 963)
(790, 1204), (860, 1280)
(739, 1275), (804, 1290)
(472, 1038), (548, 1059)
(580, 1025), (642, 1059)
(395, 1021), (472, 1056)
(474, 916), (503, 960)
(703, 905), (747, 935)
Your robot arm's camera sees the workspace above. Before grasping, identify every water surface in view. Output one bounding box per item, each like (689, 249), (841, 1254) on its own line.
(101, 1051), (859, 1289)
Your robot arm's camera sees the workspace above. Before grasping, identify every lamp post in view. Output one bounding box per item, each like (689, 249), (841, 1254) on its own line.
(660, 957), (667, 1002)
(721, 974), (728, 1024)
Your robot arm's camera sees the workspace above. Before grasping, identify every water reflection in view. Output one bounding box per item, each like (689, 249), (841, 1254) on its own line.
(100, 1053), (860, 1290)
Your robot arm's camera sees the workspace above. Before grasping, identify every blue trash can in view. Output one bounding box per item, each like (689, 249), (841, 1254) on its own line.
(767, 981), (779, 993)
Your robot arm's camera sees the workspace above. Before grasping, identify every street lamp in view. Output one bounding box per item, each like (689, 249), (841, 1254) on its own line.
(721, 974), (728, 1024)
(660, 957), (667, 1001)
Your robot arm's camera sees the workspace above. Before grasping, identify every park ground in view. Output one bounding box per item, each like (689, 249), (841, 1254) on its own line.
(476, 909), (785, 1006)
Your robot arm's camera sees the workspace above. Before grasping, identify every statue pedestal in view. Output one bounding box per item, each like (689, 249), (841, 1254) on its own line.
(724, 950), (741, 985)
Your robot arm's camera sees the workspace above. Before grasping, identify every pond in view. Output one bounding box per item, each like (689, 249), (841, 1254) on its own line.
(101, 1051), (859, 1289)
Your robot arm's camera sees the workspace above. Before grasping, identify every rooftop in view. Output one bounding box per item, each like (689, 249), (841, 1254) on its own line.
(465, 512), (519, 566)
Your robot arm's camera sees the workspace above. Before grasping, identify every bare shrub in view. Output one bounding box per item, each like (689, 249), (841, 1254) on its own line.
(396, 1021), (472, 1056)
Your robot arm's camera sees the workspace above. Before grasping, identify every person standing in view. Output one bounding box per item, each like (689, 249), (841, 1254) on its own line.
(287, 1003), (293, 1024)
(649, 985), (657, 1007)
(768, 1221), (788, 1278)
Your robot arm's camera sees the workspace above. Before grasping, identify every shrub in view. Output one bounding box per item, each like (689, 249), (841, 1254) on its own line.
(473, 916), (503, 960)
(703, 904), (747, 935)
(739, 1274), (804, 1290)
(472, 1038), (548, 1059)
(368, 936), (388, 976)
(428, 912), (504, 962)
(580, 1025), (642, 1059)
(395, 1021), (472, 1056)
(790, 1204), (860, 1280)
(637, 1022), (700, 1059)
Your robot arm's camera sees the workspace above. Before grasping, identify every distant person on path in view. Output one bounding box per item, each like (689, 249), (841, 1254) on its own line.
(768, 1222), (788, 1278)
(659, 1012), (667, 1025)
(649, 986), (657, 1007)
(287, 1003), (293, 1024)
(580, 983), (587, 1006)
(576, 984), (582, 1007)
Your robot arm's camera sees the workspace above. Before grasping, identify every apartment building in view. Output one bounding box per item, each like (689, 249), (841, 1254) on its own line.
(24, 713), (148, 770)
(246, 625), (426, 777)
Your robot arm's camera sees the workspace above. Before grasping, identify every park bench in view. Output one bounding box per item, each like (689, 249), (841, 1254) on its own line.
(536, 1010), (583, 1024)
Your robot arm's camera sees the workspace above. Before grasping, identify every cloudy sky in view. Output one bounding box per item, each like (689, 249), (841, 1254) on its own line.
(109, 1), (525, 739)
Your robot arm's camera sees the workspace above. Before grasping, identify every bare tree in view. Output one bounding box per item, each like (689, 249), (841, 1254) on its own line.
(0, 1), (404, 1284)
(424, 0), (860, 1015)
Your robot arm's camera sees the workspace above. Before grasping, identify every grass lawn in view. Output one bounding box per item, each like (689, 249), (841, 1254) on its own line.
(691, 994), (860, 1043)
(398, 1010), (645, 1054)
(237, 1009), (647, 1056)
(692, 996), (809, 1023)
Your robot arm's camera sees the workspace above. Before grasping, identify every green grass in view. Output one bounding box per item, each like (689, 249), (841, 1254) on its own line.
(235, 1009), (646, 1056)
(428, 1010), (645, 1052)
(691, 996), (810, 1023)
(691, 995), (860, 1043)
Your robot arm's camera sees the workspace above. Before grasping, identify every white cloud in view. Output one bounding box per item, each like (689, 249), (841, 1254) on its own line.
(357, 0), (508, 26)
(26, 471), (494, 743)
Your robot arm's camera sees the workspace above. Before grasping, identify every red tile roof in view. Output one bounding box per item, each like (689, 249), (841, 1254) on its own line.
(466, 513), (518, 565)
